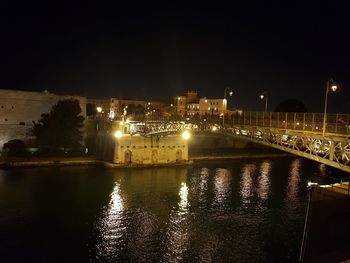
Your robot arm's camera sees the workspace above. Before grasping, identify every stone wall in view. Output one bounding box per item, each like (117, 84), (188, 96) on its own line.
(0, 89), (87, 150)
(113, 134), (189, 164)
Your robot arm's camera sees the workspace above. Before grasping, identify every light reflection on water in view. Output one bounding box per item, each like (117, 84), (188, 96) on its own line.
(214, 168), (232, 205)
(88, 158), (320, 262)
(162, 181), (191, 263)
(1, 158), (347, 262)
(257, 161), (271, 200)
(286, 159), (301, 202)
(95, 181), (125, 259)
(241, 164), (256, 204)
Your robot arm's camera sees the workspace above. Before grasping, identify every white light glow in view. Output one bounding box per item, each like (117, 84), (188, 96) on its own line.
(114, 131), (123, 138)
(182, 131), (191, 140)
(179, 182), (189, 209)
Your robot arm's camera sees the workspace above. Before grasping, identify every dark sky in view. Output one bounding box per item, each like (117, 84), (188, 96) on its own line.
(1, 0), (349, 112)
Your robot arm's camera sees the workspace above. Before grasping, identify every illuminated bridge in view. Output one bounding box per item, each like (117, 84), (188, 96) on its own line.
(127, 112), (350, 172)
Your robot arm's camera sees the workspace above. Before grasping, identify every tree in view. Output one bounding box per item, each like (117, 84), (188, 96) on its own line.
(275, 99), (308, 112)
(32, 99), (85, 148)
(3, 139), (26, 157)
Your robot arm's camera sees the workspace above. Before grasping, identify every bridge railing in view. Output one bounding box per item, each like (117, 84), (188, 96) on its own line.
(231, 112), (350, 135)
(100, 112), (350, 135)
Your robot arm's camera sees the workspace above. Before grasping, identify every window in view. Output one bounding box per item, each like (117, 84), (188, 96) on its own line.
(19, 122), (25, 126)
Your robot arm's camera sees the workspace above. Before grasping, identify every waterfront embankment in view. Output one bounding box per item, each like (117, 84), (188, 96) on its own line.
(0, 153), (290, 168)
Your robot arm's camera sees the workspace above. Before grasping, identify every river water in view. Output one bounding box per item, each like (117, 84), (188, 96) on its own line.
(0, 157), (347, 262)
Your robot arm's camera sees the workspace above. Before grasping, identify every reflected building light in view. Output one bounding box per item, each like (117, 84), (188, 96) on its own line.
(179, 182), (189, 209)
(109, 183), (124, 213)
(163, 182), (191, 262)
(241, 164), (256, 203)
(286, 159), (301, 201)
(214, 168), (231, 204)
(257, 161), (271, 200)
(95, 182), (125, 258)
(199, 168), (209, 193)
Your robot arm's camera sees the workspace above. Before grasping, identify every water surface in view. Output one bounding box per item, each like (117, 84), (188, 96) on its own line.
(0, 157), (346, 262)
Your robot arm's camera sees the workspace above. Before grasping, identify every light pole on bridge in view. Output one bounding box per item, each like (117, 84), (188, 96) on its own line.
(223, 87), (233, 127)
(259, 91), (268, 112)
(322, 78), (338, 137)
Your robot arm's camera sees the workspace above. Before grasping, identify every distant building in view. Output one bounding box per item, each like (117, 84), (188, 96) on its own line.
(199, 97), (227, 115)
(0, 89), (87, 151)
(174, 91), (199, 116)
(173, 90), (231, 116)
(110, 98), (146, 119)
(186, 101), (200, 116)
(86, 98), (110, 116)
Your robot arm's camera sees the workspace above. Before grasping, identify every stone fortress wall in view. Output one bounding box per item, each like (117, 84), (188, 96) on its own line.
(113, 134), (189, 164)
(0, 89), (87, 151)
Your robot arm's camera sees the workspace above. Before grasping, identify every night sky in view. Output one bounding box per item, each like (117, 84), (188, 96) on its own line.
(1, 0), (349, 112)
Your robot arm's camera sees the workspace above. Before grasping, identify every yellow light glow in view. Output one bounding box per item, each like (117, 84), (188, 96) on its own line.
(96, 106), (102, 113)
(114, 131), (123, 138)
(182, 131), (191, 140)
(212, 126), (218, 131)
(331, 85), (337, 92)
(205, 99), (208, 103)
(120, 121), (124, 126)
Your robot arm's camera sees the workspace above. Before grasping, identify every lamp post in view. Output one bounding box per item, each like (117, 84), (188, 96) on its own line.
(223, 87), (233, 127)
(259, 91), (268, 112)
(322, 78), (338, 137)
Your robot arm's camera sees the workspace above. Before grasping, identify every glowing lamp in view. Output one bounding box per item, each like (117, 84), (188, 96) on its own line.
(114, 131), (123, 138)
(331, 85), (337, 92)
(182, 131), (191, 140)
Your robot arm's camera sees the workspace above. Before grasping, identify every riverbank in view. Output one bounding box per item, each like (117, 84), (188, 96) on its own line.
(0, 153), (291, 168)
(191, 153), (291, 162)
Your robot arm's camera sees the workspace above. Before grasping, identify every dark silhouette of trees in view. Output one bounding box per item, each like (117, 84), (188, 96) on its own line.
(3, 139), (26, 157)
(32, 99), (84, 148)
(275, 99), (308, 112)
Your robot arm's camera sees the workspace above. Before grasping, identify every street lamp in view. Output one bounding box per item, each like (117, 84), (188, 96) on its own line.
(223, 87), (233, 127)
(322, 78), (338, 136)
(259, 91), (268, 112)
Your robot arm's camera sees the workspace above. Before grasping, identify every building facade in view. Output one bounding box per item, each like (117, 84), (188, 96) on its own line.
(110, 98), (146, 119)
(198, 98), (227, 115)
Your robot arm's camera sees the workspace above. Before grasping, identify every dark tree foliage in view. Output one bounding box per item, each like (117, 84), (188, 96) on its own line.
(3, 139), (26, 157)
(275, 99), (308, 113)
(32, 99), (84, 148)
